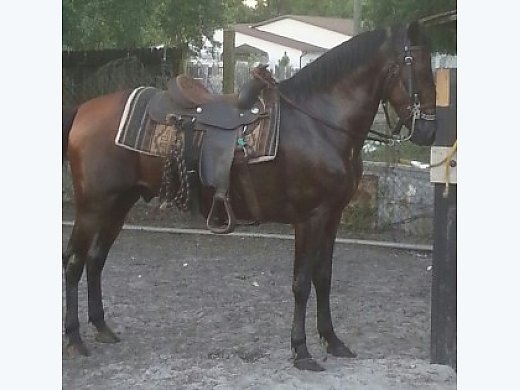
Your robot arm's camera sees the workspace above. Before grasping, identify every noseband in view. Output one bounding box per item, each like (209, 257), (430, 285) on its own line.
(379, 45), (436, 141)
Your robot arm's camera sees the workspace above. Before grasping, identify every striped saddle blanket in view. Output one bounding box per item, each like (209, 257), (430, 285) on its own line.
(115, 86), (280, 163)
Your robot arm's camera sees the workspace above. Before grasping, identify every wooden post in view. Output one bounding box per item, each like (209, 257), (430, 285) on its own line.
(223, 29), (235, 94)
(353, 0), (362, 35)
(430, 68), (457, 370)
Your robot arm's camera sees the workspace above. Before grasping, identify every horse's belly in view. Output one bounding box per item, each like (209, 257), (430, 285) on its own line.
(228, 155), (360, 224)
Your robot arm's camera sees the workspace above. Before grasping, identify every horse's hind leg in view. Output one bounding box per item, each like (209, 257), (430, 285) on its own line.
(63, 216), (95, 357)
(312, 211), (356, 358)
(63, 191), (138, 356)
(86, 193), (138, 344)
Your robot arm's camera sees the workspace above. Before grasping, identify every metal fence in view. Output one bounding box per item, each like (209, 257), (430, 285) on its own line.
(185, 61), (298, 94)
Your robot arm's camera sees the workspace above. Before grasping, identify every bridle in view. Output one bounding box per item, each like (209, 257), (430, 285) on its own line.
(251, 44), (436, 145)
(375, 45), (436, 143)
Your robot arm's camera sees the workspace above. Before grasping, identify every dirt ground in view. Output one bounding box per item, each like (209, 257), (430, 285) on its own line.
(62, 206), (455, 389)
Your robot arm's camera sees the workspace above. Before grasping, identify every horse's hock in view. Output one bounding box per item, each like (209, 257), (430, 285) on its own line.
(62, 165), (74, 203)
(62, 161), (433, 236)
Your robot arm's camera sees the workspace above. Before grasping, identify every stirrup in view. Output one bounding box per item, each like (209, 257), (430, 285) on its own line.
(206, 193), (236, 234)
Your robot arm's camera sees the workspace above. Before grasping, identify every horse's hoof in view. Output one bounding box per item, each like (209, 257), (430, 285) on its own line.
(327, 342), (357, 358)
(95, 326), (121, 344)
(294, 357), (325, 371)
(65, 341), (90, 357)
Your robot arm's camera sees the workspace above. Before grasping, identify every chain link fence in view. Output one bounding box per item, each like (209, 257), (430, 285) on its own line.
(185, 61), (298, 94)
(63, 47), (183, 107)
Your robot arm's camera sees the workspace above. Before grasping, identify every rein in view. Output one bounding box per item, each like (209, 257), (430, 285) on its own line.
(254, 71), (393, 144)
(252, 45), (435, 146)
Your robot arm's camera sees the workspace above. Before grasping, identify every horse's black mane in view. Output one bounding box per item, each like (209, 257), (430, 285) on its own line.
(278, 24), (427, 97)
(278, 28), (388, 97)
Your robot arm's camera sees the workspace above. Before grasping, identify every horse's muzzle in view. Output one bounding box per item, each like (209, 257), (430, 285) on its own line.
(410, 118), (436, 146)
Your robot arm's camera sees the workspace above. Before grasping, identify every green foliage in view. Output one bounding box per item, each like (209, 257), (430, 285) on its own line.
(364, 0), (455, 27)
(363, 0), (456, 53)
(362, 142), (431, 164)
(63, 0), (456, 53)
(63, 0), (243, 50)
(234, 0), (354, 23)
(235, 1), (456, 53)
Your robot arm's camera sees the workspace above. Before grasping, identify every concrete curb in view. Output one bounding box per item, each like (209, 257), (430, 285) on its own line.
(62, 221), (432, 252)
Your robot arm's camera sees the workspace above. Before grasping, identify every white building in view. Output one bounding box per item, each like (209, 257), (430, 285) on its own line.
(213, 15), (354, 71)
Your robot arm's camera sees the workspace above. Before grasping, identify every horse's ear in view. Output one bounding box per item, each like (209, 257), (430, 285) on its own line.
(407, 21), (421, 45)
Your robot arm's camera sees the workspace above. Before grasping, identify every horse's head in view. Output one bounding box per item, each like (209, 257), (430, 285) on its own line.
(384, 22), (437, 146)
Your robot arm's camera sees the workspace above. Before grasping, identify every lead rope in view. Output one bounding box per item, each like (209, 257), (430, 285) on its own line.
(422, 139), (457, 198)
(441, 140), (457, 198)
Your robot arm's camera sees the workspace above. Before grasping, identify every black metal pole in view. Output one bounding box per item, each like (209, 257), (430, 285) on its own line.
(430, 68), (457, 370)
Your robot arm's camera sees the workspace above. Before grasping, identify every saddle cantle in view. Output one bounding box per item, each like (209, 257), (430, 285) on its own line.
(145, 70), (274, 234)
(169, 73), (266, 109)
(168, 74), (213, 107)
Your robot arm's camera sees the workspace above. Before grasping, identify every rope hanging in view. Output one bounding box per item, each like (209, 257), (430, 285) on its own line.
(158, 131), (190, 211)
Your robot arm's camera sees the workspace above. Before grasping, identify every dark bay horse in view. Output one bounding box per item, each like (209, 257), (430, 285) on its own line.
(63, 23), (436, 371)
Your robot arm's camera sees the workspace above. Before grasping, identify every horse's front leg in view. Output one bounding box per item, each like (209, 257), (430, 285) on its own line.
(312, 212), (357, 358)
(291, 211), (332, 371)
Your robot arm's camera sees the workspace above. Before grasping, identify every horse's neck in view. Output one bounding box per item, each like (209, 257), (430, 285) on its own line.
(333, 59), (390, 136)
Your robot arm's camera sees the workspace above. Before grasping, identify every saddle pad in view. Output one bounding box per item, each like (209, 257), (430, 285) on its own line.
(115, 87), (177, 157)
(239, 94), (280, 164)
(116, 86), (280, 163)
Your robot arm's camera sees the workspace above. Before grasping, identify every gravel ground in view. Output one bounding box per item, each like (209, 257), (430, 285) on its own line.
(62, 215), (456, 389)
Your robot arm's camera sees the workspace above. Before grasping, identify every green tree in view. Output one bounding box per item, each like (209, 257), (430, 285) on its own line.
(250, 0), (353, 21)
(232, 1), (455, 52)
(63, 0), (244, 50)
(364, 0), (456, 52)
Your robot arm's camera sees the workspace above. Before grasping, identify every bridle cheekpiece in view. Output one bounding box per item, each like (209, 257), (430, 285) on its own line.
(380, 45), (436, 142)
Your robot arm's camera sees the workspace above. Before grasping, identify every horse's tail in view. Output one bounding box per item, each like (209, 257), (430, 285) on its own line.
(62, 106), (78, 161)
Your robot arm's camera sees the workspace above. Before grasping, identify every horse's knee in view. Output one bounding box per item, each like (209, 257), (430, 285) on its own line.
(313, 259), (332, 286)
(65, 255), (85, 284)
(62, 249), (73, 269)
(292, 273), (312, 303)
(86, 244), (108, 273)
(312, 271), (332, 290)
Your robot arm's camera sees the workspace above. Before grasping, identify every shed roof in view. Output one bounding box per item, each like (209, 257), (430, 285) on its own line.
(234, 23), (329, 53)
(252, 15), (354, 36)
(235, 44), (268, 57)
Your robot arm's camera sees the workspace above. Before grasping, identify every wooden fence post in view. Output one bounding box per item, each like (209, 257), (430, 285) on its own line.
(223, 29), (235, 94)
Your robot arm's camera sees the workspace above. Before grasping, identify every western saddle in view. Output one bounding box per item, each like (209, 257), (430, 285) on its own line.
(147, 65), (275, 234)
